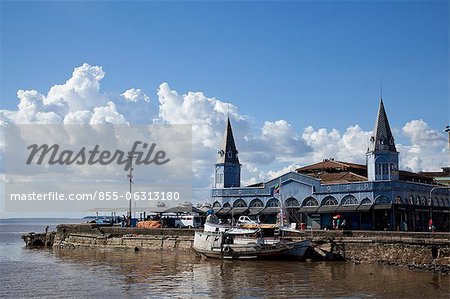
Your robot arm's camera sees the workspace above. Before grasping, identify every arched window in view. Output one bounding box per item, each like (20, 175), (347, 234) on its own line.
(395, 196), (402, 204)
(285, 197), (300, 207)
(432, 197), (439, 207)
(421, 197), (426, 206)
(233, 199), (247, 207)
(341, 195), (358, 205)
(223, 202), (231, 207)
(249, 198), (264, 207)
(322, 196), (338, 206)
(408, 195), (414, 205)
(375, 196), (391, 204)
(375, 157), (389, 178)
(303, 197), (319, 207)
(361, 198), (372, 205)
(416, 196), (421, 205)
(212, 201), (221, 208)
(266, 198), (280, 207)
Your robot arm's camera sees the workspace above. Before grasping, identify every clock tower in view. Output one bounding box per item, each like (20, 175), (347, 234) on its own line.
(214, 117), (241, 188)
(367, 99), (399, 181)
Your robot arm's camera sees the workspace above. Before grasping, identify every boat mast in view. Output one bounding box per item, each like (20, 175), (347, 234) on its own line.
(279, 177), (284, 228)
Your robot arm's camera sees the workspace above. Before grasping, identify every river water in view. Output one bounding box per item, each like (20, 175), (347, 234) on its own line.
(1, 218), (449, 298)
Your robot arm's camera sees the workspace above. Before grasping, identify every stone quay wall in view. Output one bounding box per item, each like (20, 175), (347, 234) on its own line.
(288, 230), (450, 273)
(22, 232), (56, 247)
(54, 224), (195, 251)
(51, 224), (450, 272)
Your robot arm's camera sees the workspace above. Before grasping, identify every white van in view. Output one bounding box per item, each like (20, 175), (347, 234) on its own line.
(175, 215), (202, 228)
(237, 215), (259, 225)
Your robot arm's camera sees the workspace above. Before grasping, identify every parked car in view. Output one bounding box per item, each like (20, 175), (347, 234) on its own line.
(175, 215), (202, 228)
(237, 215), (259, 225)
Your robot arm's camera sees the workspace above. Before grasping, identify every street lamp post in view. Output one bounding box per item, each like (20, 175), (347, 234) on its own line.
(127, 155), (136, 227)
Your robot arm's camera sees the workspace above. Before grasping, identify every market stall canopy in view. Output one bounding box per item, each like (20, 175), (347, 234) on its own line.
(216, 207), (233, 215)
(336, 205), (359, 212)
(299, 206), (319, 213)
(373, 204), (392, 210)
(230, 207), (249, 215)
(248, 207), (265, 215)
(164, 205), (204, 214)
(356, 204), (373, 212)
(260, 207), (280, 214)
(316, 205), (338, 214)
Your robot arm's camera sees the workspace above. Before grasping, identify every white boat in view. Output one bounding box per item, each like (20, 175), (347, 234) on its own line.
(193, 223), (288, 259)
(192, 221), (310, 260)
(194, 179), (310, 260)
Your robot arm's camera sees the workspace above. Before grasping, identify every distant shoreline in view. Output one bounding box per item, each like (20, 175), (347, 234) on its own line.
(0, 218), (82, 222)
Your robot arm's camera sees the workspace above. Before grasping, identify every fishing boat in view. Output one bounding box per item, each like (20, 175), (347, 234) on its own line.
(193, 222), (296, 259)
(193, 179), (310, 260)
(278, 227), (311, 259)
(192, 215), (310, 260)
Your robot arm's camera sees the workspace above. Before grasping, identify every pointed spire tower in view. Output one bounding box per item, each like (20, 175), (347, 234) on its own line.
(369, 99), (397, 152)
(367, 98), (399, 181)
(214, 117), (241, 188)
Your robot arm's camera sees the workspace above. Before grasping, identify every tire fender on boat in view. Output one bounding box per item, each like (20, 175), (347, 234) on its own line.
(223, 246), (232, 254)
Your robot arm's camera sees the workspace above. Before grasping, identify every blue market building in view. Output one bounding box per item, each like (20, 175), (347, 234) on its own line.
(211, 99), (450, 231)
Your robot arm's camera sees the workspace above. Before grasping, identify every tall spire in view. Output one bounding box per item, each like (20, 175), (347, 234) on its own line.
(217, 117), (240, 164)
(369, 99), (397, 152)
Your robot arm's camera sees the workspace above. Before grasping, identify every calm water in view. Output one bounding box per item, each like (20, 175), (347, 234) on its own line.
(1, 219), (449, 298)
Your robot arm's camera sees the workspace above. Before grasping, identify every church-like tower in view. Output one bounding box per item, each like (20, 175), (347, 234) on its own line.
(366, 99), (399, 181)
(214, 117), (241, 188)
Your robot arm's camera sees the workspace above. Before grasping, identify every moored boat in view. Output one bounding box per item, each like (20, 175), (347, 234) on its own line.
(193, 223), (295, 259)
(192, 218), (310, 260)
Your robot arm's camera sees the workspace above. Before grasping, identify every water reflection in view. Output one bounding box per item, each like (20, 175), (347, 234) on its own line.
(53, 249), (450, 298)
(1, 219), (449, 298)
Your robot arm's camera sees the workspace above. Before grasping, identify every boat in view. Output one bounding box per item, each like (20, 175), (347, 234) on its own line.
(193, 179), (310, 260)
(192, 215), (310, 260)
(278, 227), (311, 259)
(193, 222), (294, 259)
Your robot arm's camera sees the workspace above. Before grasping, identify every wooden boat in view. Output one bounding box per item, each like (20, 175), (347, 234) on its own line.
(192, 222), (310, 260)
(194, 181), (310, 260)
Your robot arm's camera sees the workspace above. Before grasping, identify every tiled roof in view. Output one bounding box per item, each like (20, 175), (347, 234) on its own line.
(419, 168), (450, 178)
(304, 171), (367, 184)
(296, 159), (366, 172)
(398, 170), (434, 184)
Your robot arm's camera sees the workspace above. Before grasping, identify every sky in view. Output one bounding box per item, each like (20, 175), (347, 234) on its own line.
(0, 1), (449, 213)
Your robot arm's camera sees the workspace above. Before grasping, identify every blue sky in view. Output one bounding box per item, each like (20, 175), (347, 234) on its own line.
(1, 1), (448, 133)
(0, 1), (449, 215)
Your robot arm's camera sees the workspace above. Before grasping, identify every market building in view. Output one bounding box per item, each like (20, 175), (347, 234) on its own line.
(211, 99), (450, 231)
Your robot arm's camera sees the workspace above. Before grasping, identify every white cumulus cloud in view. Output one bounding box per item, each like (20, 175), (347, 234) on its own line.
(90, 101), (128, 124)
(399, 120), (448, 171)
(0, 63), (447, 205)
(121, 88), (150, 103)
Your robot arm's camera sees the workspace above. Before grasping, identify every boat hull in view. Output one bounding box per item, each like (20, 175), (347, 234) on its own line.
(281, 240), (311, 260)
(192, 231), (310, 260)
